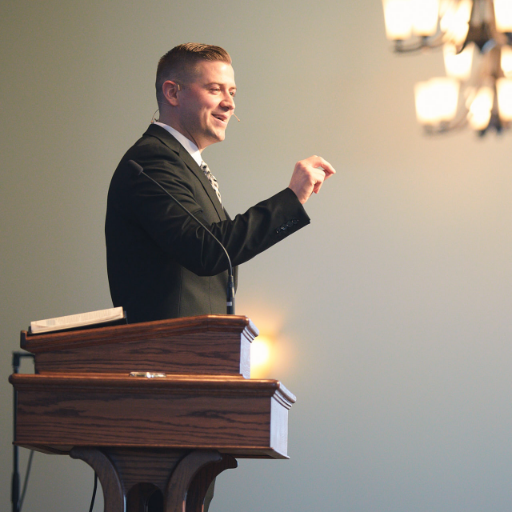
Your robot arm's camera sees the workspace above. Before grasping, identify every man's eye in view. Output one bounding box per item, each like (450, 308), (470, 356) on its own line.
(230, 91), (236, 97)
(211, 88), (221, 93)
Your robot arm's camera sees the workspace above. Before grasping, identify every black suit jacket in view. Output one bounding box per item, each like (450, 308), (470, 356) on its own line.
(105, 124), (310, 323)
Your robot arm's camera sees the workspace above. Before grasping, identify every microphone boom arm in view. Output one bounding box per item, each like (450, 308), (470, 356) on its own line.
(128, 160), (235, 315)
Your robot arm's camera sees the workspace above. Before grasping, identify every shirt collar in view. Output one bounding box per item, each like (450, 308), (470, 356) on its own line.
(153, 121), (203, 167)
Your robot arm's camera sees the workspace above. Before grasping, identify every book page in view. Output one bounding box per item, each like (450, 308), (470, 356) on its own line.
(30, 307), (124, 334)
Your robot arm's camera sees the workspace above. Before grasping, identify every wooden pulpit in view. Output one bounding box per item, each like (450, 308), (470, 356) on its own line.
(10, 315), (296, 511)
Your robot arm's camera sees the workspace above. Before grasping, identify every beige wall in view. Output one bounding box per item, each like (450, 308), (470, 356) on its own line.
(2, 1), (512, 511)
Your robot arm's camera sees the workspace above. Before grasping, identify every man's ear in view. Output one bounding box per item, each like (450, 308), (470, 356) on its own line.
(162, 81), (181, 106)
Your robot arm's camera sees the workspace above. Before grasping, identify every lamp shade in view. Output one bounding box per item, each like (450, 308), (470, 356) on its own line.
(440, 0), (471, 45)
(494, 0), (512, 33)
(411, 0), (440, 36)
(497, 78), (512, 120)
(443, 43), (474, 80)
(501, 46), (512, 77)
(382, 0), (413, 40)
(414, 77), (459, 124)
(467, 86), (493, 130)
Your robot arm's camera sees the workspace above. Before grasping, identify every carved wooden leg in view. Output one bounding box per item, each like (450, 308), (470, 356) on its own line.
(186, 454), (237, 512)
(164, 450), (236, 512)
(70, 448), (237, 512)
(127, 483), (162, 512)
(70, 447), (125, 512)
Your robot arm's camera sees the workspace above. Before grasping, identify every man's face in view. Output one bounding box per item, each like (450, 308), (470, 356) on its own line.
(175, 60), (236, 151)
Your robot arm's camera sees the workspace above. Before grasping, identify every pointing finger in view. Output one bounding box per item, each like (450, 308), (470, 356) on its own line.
(314, 156), (336, 177)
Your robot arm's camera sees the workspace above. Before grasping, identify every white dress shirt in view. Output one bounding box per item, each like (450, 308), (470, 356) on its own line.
(153, 121), (203, 167)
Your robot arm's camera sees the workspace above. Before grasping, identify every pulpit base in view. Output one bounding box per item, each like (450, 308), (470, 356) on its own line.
(69, 447), (237, 512)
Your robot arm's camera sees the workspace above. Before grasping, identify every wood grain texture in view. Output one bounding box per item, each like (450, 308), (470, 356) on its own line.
(165, 451), (222, 512)
(102, 448), (185, 491)
(70, 447), (125, 512)
(69, 447), (236, 512)
(183, 453), (237, 512)
(20, 315), (257, 378)
(11, 373), (295, 458)
(126, 483), (162, 512)
(12, 315), (297, 510)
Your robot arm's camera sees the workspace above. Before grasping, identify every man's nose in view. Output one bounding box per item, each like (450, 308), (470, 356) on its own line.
(221, 93), (235, 110)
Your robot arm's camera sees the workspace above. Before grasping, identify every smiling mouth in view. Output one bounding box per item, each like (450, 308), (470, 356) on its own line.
(213, 113), (228, 123)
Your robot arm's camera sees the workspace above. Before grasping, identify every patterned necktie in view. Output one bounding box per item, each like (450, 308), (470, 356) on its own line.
(201, 161), (222, 204)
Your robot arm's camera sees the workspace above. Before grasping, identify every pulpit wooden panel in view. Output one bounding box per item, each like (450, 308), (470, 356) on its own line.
(11, 372), (295, 458)
(20, 315), (256, 378)
(11, 315), (296, 511)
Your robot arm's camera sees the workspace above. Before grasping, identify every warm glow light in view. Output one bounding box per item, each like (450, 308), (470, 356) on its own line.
(414, 77), (459, 124)
(382, 0), (413, 40)
(438, 0), (453, 17)
(439, 1), (456, 32)
(251, 335), (272, 378)
(494, 0), (512, 33)
(411, 0), (440, 36)
(382, 0), (512, 135)
(440, 0), (471, 45)
(443, 42), (474, 80)
(467, 86), (494, 130)
(501, 46), (512, 77)
(497, 78), (512, 120)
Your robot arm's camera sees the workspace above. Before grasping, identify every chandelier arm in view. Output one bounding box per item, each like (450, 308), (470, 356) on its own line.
(423, 116), (469, 135)
(393, 34), (445, 54)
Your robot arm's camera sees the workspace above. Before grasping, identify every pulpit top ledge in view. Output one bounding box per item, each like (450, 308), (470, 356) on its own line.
(20, 314), (257, 378)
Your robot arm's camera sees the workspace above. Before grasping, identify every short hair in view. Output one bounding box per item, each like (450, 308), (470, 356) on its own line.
(156, 43), (232, 106)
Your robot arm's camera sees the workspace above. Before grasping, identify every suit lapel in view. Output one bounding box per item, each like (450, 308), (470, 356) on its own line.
(144, 124), (226, 221)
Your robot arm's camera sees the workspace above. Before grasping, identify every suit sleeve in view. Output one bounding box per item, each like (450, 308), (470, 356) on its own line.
(111, 153), (311, 277)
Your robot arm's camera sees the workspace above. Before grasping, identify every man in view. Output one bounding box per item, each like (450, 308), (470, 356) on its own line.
(106, 43), (335, 323)
(105, 42), (335, 512)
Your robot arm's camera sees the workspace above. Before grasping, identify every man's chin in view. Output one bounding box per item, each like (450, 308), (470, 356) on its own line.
(210, 130), (226, 143)
(200, 132), (226, 149)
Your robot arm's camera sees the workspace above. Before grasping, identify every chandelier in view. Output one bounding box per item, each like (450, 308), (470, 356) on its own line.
(382, 0), (512, 135)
